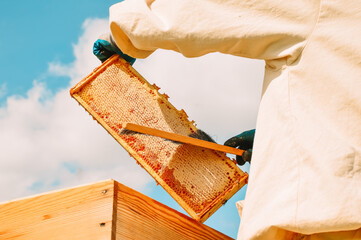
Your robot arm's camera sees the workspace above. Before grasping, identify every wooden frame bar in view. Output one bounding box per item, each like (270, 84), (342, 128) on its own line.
(122, 122), (245, 156)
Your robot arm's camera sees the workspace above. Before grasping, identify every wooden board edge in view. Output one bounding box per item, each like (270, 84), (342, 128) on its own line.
(0, 179), (115, 206)
(111, 180), (118, 240)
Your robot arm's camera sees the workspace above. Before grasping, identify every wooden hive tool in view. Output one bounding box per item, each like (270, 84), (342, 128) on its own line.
(70, 55), (248, 222)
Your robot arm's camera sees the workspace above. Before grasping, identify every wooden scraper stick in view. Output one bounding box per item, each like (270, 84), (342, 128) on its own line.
(121, 122), (245, 156)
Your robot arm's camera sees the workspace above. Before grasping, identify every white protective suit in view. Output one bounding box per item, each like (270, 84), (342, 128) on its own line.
(108, 0), (361, 239)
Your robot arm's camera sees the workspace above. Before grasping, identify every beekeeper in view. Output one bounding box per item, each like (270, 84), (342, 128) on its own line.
(95, 0), (361, 239)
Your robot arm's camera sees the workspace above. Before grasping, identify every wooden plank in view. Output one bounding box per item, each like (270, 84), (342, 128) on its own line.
(122, 122), (245, 156)
(114, 181), (234, 240)
(0, 180), (115, 240)
(0, 180), (234, 240)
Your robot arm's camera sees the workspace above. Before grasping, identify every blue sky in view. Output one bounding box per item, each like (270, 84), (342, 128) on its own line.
(0, 0), (120, 99)
(0, 1), (264, 238)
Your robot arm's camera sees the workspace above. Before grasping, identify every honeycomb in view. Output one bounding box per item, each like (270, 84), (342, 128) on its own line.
(70, 55), (248, 222)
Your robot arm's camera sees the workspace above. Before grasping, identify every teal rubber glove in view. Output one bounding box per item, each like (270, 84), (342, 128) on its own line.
(93, 33), (135, 65)
(224, 129), (255, 166)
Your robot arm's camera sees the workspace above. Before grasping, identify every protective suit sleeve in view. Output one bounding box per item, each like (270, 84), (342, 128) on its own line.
(109, 0), (320, 60)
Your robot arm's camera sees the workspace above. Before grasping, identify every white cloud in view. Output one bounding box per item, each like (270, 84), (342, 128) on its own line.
(0, 17), (264, 203)
(0, 83), (6, 100)
(47, 62), (72, 77)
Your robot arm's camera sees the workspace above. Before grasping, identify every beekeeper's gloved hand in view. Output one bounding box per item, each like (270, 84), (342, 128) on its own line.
(93, 33), (136, 65)
(224, 129), (255, 166)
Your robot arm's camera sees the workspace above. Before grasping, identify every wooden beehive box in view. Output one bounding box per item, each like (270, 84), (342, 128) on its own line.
(0, 180), (233, 240)
(70, 55), (248, 222)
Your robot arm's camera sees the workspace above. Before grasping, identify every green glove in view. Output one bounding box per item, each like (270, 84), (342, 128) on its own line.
(93, 33), (135, 65)
(224, 129), (255, 166)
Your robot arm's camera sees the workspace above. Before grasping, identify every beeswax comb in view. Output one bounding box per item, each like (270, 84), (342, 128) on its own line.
(70, 55), (248, 222)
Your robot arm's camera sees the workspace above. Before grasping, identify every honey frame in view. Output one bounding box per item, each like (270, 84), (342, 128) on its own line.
(70, 55), (248, 222)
